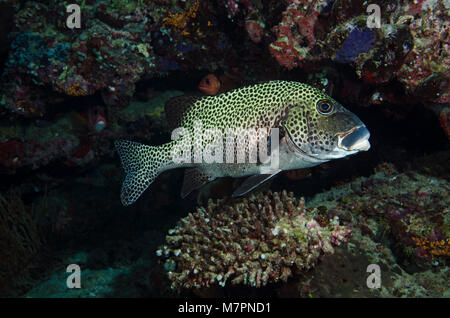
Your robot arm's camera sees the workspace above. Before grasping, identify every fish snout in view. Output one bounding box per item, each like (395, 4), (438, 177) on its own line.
(337, 126), (371, 151)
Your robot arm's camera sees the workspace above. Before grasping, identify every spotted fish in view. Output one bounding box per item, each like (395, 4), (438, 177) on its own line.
(115, 80), (370, 206)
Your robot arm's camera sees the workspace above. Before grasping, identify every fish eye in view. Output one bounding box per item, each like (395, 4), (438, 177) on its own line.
(316, 100), (334, 115)
(205, 78), (210, 84)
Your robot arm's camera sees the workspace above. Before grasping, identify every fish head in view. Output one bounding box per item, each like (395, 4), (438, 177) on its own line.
(198, 74), (221, 95)
(282, 86), (370, 162)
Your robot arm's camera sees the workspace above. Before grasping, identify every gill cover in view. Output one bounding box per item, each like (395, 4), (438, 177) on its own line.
(282, 106), (315, 155)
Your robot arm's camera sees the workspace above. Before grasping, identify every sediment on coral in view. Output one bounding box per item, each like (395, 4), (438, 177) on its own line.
(157, 190), (351, 290)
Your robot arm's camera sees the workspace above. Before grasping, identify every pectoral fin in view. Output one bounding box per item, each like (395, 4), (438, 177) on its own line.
(232, 171), (280, 198)
(181, 168), (215, 198)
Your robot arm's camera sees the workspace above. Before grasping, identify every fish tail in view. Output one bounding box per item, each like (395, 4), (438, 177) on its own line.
(114, 140), (172, 206)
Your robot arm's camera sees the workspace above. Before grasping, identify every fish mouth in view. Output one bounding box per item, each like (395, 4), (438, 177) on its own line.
(337, 126), (371, 151)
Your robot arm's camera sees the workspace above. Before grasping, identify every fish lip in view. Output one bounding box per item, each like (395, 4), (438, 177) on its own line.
(337, 125), (371, 151)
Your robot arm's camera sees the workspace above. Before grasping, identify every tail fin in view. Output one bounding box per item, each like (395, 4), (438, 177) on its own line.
(115, 140), (169, 206)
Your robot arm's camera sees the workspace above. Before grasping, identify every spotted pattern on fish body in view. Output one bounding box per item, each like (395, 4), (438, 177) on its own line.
(115, 80), (371, 206)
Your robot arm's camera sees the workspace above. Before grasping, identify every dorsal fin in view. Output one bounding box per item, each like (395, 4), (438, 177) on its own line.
(164, 94), (203, 129)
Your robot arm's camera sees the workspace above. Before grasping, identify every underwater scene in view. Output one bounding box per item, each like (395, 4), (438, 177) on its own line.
(0, 0), (449, 301)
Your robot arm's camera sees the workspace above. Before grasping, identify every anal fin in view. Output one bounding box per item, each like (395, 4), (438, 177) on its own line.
(181, 168), (215, 198)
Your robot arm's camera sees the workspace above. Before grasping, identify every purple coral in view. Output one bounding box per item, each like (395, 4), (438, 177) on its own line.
(157, 191), (351, 290)
(334, 28), (376, 64)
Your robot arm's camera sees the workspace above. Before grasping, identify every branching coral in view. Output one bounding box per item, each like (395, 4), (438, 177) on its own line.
(157, 190), (351, 290)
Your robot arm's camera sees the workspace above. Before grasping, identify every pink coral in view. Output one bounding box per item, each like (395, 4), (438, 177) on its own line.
(269, 0), (328, 69)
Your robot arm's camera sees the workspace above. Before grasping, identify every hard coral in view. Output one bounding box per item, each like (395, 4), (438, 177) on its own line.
(158, 190), (351, 290)
(269, 0), (329, 69)
(162, 1), (200, 36)
(267, 0), (448, 107)
(412, 236), (450, 259)
(333, 161), (450, 264)
(1, 1), (157, 116)
(394, 0), (450, 103)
